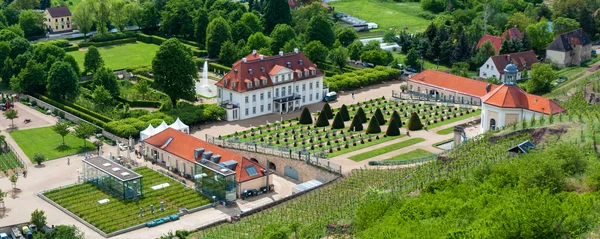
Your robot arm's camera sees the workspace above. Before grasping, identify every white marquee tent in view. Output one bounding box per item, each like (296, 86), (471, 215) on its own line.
(140, 125), (156, 141)
(139, 118), (190, 140)
(169, 118), (189, 134)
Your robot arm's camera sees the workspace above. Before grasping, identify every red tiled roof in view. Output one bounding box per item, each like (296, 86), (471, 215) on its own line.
(491, 50), (539, 74)
(46, 6), (71, 17)
(288, 0), (298, 7)
(144, 128), (266, 182)
(501, 27), (523, 41)
(476, 35), (502, 53)
(215, 51), (323, 93)
(481, 84), (565, 114)
(408, 70), (499, 98)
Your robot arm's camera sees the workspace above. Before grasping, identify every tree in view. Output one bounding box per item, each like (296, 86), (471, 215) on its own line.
(73, 1), (95, 40)
(84, 46), (104, 74)
(450, 62), (470, 77)
(328, 46), (349, 72)
(336, 27), (358, 47)
(134, 79), (151, 100)
(9, 174), (17, 191)
(219, 41), (239, 66)
(506, 12), (534, 33)
(407, 112), (423, 130)
(263, 0), (292, 34)
(73, 122), (96, 146)
(10, 38), (31, 59)
(3, 109), (17, 128)
(124, 2), (141, 27)
(356, 107), (368, 123)
(33, 153), (44, 166)
(30, 209), (47, 230)
(52, 121), (70, 145)
(304, 41), (328, 67)
(92, 67), (119, 95)
(12, 60), (46, 95)
(45, 225), (85, 239)
(109, 0), (128, 32)
(246, 32), (271, 54)
(366, 116), (381, 134)
(193, 8), (209, 48)
(93, 0), (111, 34)
(348, 40), (363, 61)
(321, 103), (333, 119)
(349, 112), (363, 131)
(47, 61), (78, 100)
(472, 40), (496, 67)
(231, 21), (253, 43)
(10, 0), (38, 10)
(299, 108), (312, 124)
(374, 108), (386, 125)
(525, 63), (555, 94)
(391, 110), (402, 127)
(139, 1), (160, 30)
(63, 54), (80, 77)
(206, 16), (232, 58)
(383, 31), (397, 43)
(307, 15), (335, 48)
(361, 50), (391, 66)
(340, 105), (350, 121)
(160, 0), (194, 37)
(240, 12), (263, 33)
(152, 39), (196, 107)
(315, 110), (329, 127)
(405, 48), (420, 70)
(386, 118), (400, 136)
(332, 111), (345, 129)
(526, 19), (553, 52)
(270, 24), (296, 54)
(552, 17), (580, 34)
(18, 10), (44, 38)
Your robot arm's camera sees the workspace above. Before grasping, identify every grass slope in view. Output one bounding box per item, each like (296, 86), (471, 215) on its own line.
(385, 149), (433, 161)
(68, 42), (160, 71)
(436, 126), (455, 135)
(329, 135), (403, 158)
(329, 0), (432, 33)
(349, 137), (425, 161)
(9, 126), (94, 161)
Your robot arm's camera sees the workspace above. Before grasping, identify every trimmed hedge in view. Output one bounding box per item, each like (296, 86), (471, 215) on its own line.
(78, 38), (137, 48)
(41, 95), (113, 123)
(375, 108), (386, 125)
(63, 45), (79, 52)
(366, 115), (381, 134)
(90, 32), (137, 42)
(115, 96), (161, 108)
(349, 112), (363, 131)
(322, 103), (333, 119)
(40, 39), (70, 47)
(124, 65), (152, 76)
(386, 119), (400, 136)
(38, 95), (109, 127)
(332, 112), (345, 129)
(299, 108), (312, 124)
(340, 104), (350, 121)
(193, 57), (232, 73)
(325, 66), (401, 92)
(315, 110), (329, 127)
(357, 107), (367, 123)
(391, 110), (402, 127)
(136, 33), (167, 45)
(407, 112), (423, 131)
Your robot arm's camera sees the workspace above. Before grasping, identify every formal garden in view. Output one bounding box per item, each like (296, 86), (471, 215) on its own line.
(220, 97), (479, 158)
(67, 42), (160, 71)
(43, 167), (210, 234)
(0, 151), (24, 174)
(9, 125), (94, 161)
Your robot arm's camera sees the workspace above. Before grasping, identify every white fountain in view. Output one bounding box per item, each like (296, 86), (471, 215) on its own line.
(195, 61), (216, 98)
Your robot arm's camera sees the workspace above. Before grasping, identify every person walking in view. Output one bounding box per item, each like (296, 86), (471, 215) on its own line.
(67, 158), (70, 165)
(352, 93), (355, 99)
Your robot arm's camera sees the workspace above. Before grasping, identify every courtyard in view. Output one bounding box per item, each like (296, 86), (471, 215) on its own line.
(68, 42), (160, 71)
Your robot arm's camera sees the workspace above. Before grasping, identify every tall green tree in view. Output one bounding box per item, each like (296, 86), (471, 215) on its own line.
(92, 67), (119, 95)
(357, 107), (367, 123)
(109, 0), (128, 32)
(139, 1), (160, 29)
(47, 61), (78, 100)
(18, 10), (44, 38)
(3, 109), (17, 128)
(92, 85), (112, 108)
(472, 40), (497, 67)
(73, 122), (96, 146)
(52, 121), (70, 145)
(525, 63), (555, 95)
(307, 15), (335, 48)
(193, 8), (209, 48)
(526, 19), (553, 52)
(348, 40), (363, 61)
(391, 110), (402, 127)
(30, 209), (47, 231)
(152, 39), (197, 107)
(231, 21), (253, 43)
(160, 0), (194, 37)
(219, 41), (238, 66)
(405, 48), (420, 70)
(206, 16), (232, 58)
(11, 60), (46, 95)
(304, 41), (328, 67)
(332, 111), (345, 129)
(552, 17), (580, 34)
(450, 62), (470, 77)
(10, 0), (38, 10)
(73, 0), (95, 41)
(62, 55), (80, 77)
(374, 108), (386, 125)
(246, 32), (271, 54)
(45, 225), (84, 239)
(92, 0), (111, 34)
(366, 115), (381, 134)
(299, 107), (312, 124)
(386, 118), (400, 136)
(321, 103), (333, 119)
(350, 112), (363, 131)
(240, 12), (263, 33)
(83, 46), (104, 74)
(328, 46), (348, 72)
(263, 0), (292, 34)
(336, 27), (358, 47)
(315, 110), (329, 127)
(270, 24), (296, 54)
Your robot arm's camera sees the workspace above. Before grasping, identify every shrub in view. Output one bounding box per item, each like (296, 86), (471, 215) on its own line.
(366, 116), (381, 134)
(322, 103), (334, 119)
(315, 111), (330, 127)
(78, 38), (137, 48)
(407, 112), (423, 130)
(374, 108), (386, 125)
(357, 107), (367, 123)
(299, 108), (312, 124)
(90, 32), (137, 42)
(332, 112), (345, 129)
(349, 113), (364, 131)
(386, 118), (401, 136)
(63, 45), (79, 52)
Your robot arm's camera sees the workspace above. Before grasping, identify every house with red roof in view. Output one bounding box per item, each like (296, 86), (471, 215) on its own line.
(215, 49), (327, 121)
(143, 128), (271, 201)
(475, 27), (523, 53)
(546, 28), (592, 68)
(478, 50), (539, 81)
(480, 62), (565, 132)
(407, 70), (499, 105)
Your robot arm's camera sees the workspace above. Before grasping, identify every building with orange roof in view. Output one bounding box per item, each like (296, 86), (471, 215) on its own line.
(215, 49), (327, 121)
(475, 26), (523, 53)
(480, 62), (565, 132)
(142, 128), (272, 201)
(407, 70), (499, 105)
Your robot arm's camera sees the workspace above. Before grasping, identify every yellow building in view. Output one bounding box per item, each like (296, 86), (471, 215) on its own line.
(44, 6), (72, 33)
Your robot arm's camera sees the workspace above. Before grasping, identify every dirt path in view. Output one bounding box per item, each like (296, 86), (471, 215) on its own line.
(554, 56), (600, 92)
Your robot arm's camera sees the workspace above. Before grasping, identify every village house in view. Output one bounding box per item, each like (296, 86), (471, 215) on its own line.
(407, 70), (499, 105)
(479, 50), (539, 81)
(546, 28), (592, 68)
(476, 26), (523, 53)
(44, 6), (72, 33)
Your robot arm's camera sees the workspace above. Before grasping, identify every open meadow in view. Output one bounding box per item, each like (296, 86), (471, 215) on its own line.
(68, 42), (159, 71)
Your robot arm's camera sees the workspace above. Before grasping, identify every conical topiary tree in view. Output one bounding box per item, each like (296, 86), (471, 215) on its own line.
(366, 115), (381, 134)
(357, 107), (367, 123)
(340, 104), (350, 121)
(299, 108), (312, 124)
(315, 110), (330, 127)
(332, 111), (345, 129)
(322, 103), (334, 119)
(386, 117), (400, 136)
(391, 110), (402, 127)
(374, 108), (385, 125)
(407, 112), (423, 130)
(349, 112), (363, 131)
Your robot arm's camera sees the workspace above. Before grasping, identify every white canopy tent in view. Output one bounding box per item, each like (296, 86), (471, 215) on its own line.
(154, 121), (169, 133)
(169, 118), (189, 134)
(140, 125), (155, 141)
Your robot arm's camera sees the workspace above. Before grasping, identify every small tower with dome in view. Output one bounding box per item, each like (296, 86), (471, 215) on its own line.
(503, 57), (518, 85)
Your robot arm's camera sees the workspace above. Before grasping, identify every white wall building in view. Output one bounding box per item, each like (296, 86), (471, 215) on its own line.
(216, 49), (328, 121)
(479, 51), (538, 81)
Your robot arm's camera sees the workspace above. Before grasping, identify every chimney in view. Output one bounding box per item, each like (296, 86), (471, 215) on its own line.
(242, 57), (247, 63)
(259, 54), (264, 60)
(252, 49), (257, 55)
(294, 48), (299, 54)
(279, 51), (284, 56)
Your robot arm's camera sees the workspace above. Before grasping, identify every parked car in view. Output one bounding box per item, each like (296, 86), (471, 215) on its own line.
(323, 92), (337, 102)
(0, 233), (10, 239)
(406, 67), (418, 73)
(11, 227), (22, 239)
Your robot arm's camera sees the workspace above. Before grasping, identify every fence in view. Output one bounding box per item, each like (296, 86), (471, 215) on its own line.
(6, 143), (27, 171)
(206, 135), (342, 175)
(392, 90), (482, 106)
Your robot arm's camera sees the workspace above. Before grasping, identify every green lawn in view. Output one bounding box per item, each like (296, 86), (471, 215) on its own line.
(385, 149), (433, 161)
(329, 0), (433, 32)
(9, 126), (94, 161)
(328, 134), (404, 158)
(349, 137), (425, 161)
(68, 42), (160, 71)
(436, 126), (455, 135)
(426, 109), (481, 129)
(392, 52), (450, 72)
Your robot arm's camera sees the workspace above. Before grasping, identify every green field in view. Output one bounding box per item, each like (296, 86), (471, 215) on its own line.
(385, 149), (433, 161)
(436, 126), (455, 135)
(44, 167), (210, 233)
(68, 42), (160, 71)
(329, 0), (432, 32)
(9, 126), (94, 161)
(349, 137), (424, 161)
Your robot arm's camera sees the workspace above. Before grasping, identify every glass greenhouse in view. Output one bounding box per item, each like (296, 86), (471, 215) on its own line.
(194, 160), (236, 202)
(83, 156), (143, 200)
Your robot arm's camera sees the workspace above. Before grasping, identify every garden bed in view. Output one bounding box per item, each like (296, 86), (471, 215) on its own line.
(348, 137), (425, 162)
(43, 167), (210, 234)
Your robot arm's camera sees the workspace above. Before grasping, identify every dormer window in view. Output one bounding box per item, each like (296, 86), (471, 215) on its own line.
(275, 76), (279, 82)
(287, 62), (292, 68)
(262, 79), (267, 85)
(304, 70), (309, 77)
(311, 70), (316, 76)
(234, 69), (238, 74)
(260, 66), (265, 72)
(297, 72), (302, 78)
(247, 82), (252, 88)
(288, 74), (292, 80)
(232, 81), (237, 88)
(299, 60), (303, 65)
(248, 69), (253, 74)
(224, 79), (229, 85)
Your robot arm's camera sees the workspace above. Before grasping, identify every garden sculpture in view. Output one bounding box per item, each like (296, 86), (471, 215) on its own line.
(139, 207), (144, 217)
(160, 201), (165, 211)
(150, 204), (154, 214)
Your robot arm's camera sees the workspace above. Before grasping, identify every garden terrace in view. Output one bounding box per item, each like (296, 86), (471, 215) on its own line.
(220, 98), (479, 158)
(43, 167), (210, 234)
(0, 151), (24, 174)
